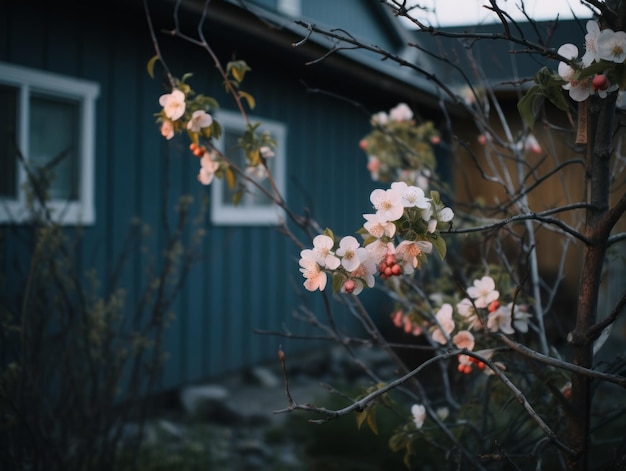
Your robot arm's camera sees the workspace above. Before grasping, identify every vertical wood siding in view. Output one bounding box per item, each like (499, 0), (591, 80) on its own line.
(1, 1), (400, 394)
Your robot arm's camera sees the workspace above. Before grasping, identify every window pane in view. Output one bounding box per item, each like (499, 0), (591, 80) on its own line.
(29, 94), (80, 200)
(0, 85), (18, 198)
(221, 129), (273, 207)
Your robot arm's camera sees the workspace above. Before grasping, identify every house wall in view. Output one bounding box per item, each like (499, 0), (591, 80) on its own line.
(1, 1), (423, 392)
(247, 0), (400, 51)
(452, 98), (626, 341)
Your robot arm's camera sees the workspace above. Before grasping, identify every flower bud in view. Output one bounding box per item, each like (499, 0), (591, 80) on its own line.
(343, 279), (356, 293)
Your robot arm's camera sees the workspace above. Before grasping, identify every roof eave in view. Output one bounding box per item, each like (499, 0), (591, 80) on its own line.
(171, 0), (450, 111)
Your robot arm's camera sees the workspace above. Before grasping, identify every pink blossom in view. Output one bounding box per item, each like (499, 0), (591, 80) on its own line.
(431, 304), (455, 345)
(452, 330), (475, 350)
(160, 119), (174, 140)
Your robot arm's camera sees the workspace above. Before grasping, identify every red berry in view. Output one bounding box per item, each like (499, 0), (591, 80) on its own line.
(343, 279), (355, 293)
(592, 74), (609, 91)
(391, 264), (401, 276)
(488, 300), (500, 313)
(384, 266), (393, 277)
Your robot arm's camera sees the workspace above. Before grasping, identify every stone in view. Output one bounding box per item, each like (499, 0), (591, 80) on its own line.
(179, 384), (242, 424)
(244, 366), (281, 388)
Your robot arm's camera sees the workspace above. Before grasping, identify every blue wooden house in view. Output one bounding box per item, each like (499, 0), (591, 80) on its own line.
(0, 0), (443, 392)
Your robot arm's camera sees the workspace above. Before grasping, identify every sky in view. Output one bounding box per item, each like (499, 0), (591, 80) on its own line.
(401, 0), (593, 27)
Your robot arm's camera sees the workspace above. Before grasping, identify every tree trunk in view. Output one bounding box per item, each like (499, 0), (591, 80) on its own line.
(567, 93), (615, 470)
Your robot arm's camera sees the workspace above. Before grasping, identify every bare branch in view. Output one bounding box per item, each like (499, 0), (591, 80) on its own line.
(494, 333), (626, 388)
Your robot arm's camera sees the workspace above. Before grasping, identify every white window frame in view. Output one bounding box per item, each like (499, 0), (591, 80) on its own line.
(277, 0), (301, 17)
(0, 62), (100, 225)
(211, 110), (287, 226)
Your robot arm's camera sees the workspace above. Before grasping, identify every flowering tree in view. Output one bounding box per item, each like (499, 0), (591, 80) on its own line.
(145, 1), (626, 469)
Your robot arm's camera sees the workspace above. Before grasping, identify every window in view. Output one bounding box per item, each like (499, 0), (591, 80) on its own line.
(0, 62), (100, 225)
(211, 111), (287, 226)
(277, 0), (301, 16)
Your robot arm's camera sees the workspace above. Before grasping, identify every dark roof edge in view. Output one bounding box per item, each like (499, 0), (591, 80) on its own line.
(171, 0), (455, 112)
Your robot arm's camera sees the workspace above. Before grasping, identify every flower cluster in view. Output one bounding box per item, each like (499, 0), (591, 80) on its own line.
(359, 103), (440, 187)
(154, 65), (277, 190)
(390, 275), (532, 375)
(157, 86), (223, 185)
(298, 182), (453, 295)
(557, 20), (625, 102)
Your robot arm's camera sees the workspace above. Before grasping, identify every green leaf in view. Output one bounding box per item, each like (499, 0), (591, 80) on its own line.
(355, 410), (368, 430)
(544, 86), (569, 112)
(534, 66), (552, 86)
(355, 407), (378, 435)
(429, 190), (441, 205)
(332, 273), (344, 293)
(577, 60), (610, 80)
(227, 60), (252, 84)
(428, 233), (447, 260)
(403, 442), (414, 468)
(388, 432), (408, 452)
(201, 126), (212, 139)
(517, 87), (542, 129)
(225, 167), (236, 189)
(323, 228), (335, 243)
(146, 55), (159, 79)
(366, 408), (379, 435)
(232, 189), (243, 206)
(361, 235), (377, 247)
(518, 81), (570, 129)
(238, 91), (256, 110)
(211, 120), (222, 141)
(616, 64), (626, 90)
(247, 149), (260, 166)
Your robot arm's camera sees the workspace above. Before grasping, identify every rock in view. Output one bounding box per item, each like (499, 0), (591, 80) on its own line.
(120, 345), (400, 470)
(179, 384), (242, 424)
(244, 366), (281, 388)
